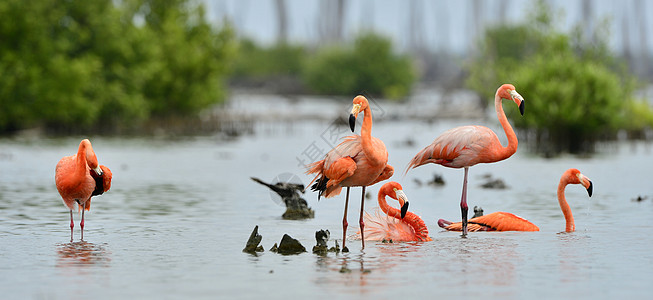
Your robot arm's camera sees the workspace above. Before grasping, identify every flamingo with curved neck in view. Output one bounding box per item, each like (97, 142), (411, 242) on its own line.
(55, 139), (112, 242)
(362, 182), (431, 242)
(307, 95), (392, 251)
(406, 84), (525, 236)
(438, 168), (593, 233)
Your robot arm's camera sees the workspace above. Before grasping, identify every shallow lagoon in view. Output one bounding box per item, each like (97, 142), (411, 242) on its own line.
(1, 119), (652, 299)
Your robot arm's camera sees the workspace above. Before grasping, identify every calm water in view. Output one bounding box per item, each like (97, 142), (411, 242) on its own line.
(1, 119), (652, 299)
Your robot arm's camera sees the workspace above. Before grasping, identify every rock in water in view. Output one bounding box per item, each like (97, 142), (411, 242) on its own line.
(472, 206), (484, 218)
(277, 234), (306, 255)
(243, 225), (264, 254)
(312, 229), (330, 255)
(251, 177), (315, 220)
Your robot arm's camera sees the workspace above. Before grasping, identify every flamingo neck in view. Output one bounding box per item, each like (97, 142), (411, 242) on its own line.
(494, 94), (518, 161)
(75, 142), (89, 178)
(377, 190), (401, 219)
(360, 106), (383, 165)
(557, 179), (575, 232)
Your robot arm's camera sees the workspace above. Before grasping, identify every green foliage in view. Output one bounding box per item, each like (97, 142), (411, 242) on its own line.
(230, 39), (306, 78)
(0, 0), (234, 134)
(303, 33), (416, 100)
(465, 0), (652, 154)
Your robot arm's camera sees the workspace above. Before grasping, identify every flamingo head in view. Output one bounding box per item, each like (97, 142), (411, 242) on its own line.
(498, 84), (525, 116)
(349, 95), (369, 132)
(567, 168), (593, 197)
(381, 181), (409, 218)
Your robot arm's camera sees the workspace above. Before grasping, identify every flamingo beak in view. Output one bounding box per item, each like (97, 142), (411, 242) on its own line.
(586, 180), (593, 197)
(395, 189), (409, 219)
(93, 166), (103, 176)
(510, 90), (525, 116)
(349, 104), (361, 132)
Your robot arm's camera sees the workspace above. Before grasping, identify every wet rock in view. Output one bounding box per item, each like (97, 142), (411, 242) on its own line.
(472, 206), (484, 218)
(243, 225), (264, 254)
(312, 229), (330, 255)
(427, 173), (445, 187)
(342, 246), (350, 253)
(328, 240), (340, 253)
(251, 177), (315, 220)
(339, 266), (352, 273)
(270, 243), (278, 253)
(481, 178), (507, 189)
(276, 234), (306, 255)
(381, 238), (394, 243)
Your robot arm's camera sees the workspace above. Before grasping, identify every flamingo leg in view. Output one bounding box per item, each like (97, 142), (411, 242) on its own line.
(342, 187), (350, 252)
(69, 210), (74, 242)
(359, 186), (366, 249)
(80, 202), (86, 241)
(460, 167), (469, 237)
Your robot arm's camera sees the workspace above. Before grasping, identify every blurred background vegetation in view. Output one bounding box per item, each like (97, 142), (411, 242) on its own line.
(1, 0), (652, 156)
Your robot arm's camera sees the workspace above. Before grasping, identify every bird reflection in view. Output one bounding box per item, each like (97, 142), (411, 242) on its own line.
(56, 241), (111, 267)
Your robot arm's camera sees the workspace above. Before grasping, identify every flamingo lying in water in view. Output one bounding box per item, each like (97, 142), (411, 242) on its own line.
(360, 181), (431, 242)
(438, 168), (593, 232)
(55, 139), (112, 242)
(406, 84), (525, 236)
(307, 95), (393, 251)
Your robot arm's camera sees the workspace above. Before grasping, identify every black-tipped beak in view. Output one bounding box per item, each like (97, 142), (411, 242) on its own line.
(349, 114), (356, 132)
(587, 181), (593, 197)
(400, 201), (409, 219)
(519, 100), (525, 116)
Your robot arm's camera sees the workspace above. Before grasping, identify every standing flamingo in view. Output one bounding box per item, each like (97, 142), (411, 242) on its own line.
(360, 181), (431, 242)
(307, 95), (393, 251)
(55, 139), (112, 242)
(439, 168), (593, 232)
(406, 84), (525, 236)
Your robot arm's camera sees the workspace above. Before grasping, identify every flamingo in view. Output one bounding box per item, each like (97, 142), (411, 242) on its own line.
(439, 168), (593, 232)
(406, 84), (525, 236)
(307, 95), (393, 251)
(360, 181), (431, 242)
(55, 139), (112, 242)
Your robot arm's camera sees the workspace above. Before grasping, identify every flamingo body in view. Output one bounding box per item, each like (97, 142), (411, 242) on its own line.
(406, 84), (525, 236)
(307, 95), (393, 250)
(438, 212), (539, 232)
(438, 168), (593, 233)
(55, 139), (112, 241)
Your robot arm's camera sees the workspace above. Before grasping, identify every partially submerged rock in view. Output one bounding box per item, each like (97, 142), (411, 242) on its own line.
(633, 195), (648, 202)
(313, 229), (335, 255)
(276, 234), (306, 255)
(243, 225), (264, 254)
(428, 173), (445, 186)
(251, 177), (315, 220)
(472, 206), (484, 218)
(479, 174), (508, 189)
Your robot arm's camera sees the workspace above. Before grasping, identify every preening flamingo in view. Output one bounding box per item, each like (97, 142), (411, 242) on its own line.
(406, 84), (525, 236)
(55, 139), (112, 242)
(438, 168), (593, 232)
(360, 181), (431, 242)
(307, 95), (393, 251)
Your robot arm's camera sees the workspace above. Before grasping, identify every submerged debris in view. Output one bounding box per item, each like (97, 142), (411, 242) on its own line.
(243, 225), (264, 254)
(472, 206), (484, 218)
(251, 177), (315, 220)
(276, 234), (306, 255)
(633, 195), (648, 202)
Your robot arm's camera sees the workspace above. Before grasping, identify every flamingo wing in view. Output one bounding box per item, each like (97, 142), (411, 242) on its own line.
(360, 209), (419, 242)
(440, 212), (539, 232)
(407, 125), (499, 170)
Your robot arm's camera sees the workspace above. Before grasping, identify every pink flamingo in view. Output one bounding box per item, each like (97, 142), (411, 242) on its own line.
(55, 139), (112, 242)
(307, 95), (393, 251)
(361, 181), (431, 242)
(406, 84), (525, 236)
(439, 168), (593, 232)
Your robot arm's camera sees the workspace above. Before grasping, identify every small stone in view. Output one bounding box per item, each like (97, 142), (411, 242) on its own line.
(270, 243), (278, 253)
(276, 234), (306, 255)
(342, 246), (349, 253)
